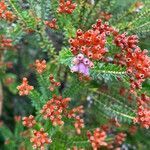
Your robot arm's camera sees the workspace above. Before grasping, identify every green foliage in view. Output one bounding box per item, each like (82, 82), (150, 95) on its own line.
(0, 0), (150, 150)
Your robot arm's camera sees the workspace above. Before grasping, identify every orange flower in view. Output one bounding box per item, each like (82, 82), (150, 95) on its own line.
(17, 77), (34, 96)
(30, 128), (52, 150)
(87, 128), (107, 150)
(22, 115), (36, 128)
(40, 95), (70, 126)
(35, 59), (46, 74)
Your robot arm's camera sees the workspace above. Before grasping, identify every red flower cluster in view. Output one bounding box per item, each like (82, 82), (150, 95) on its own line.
(30, 128), (52, 150)
(69, 29), (107, 60)
(69, 19), (117, 61)
(87, 128), (107, 150)
(17, 77), (34, 96)
(0, 0), (15, 21)
(49, 74), (61, 91)
(40, 95), (71, 126)
(114, 132), (126, 146)
(0, 35), (13, 50)
(114, 33), (150, 91)
(45, 18), (58, 30)
(134, 94), (150, 129)
(57, 0), (77, 14)
(114, 33), (138, 50)
(35, 59), (47, 74)
(22, 115), (36, 128)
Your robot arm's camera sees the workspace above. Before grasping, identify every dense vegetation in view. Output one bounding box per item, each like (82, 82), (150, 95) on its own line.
(0, 0), (150, 150)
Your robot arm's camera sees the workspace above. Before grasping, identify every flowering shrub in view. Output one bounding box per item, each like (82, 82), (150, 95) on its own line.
(0, 0), (150, 150)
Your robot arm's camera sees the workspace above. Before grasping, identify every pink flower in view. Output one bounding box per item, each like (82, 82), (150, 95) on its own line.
(70, 54), (94, 76)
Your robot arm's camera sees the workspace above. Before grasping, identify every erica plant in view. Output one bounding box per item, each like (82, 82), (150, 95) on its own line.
(0, 0), (150, 150)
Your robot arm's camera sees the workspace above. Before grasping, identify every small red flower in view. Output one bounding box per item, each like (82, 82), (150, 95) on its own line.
(57, 0), (77, 14)
(30, 128), (52, 150)
(45, 18), (58, 29)
(17, 77), (34, 96)
(22, 115), (36, 128)
(35, 59), (47, 74)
